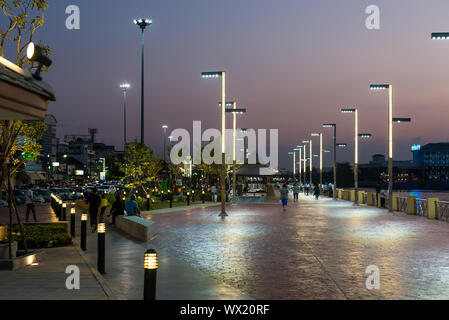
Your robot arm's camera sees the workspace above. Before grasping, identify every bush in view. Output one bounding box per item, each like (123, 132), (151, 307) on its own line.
(9, 224), (72, 249)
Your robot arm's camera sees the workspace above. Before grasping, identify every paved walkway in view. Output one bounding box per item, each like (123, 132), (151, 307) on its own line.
(0, 246), (109, 300)
(0, 203), (58, 224)
(141, 193), (449, 300)
(5, 195), (449, 300)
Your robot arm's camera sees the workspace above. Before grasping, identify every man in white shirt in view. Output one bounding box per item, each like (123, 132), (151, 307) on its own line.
(25, 184), (37, 222)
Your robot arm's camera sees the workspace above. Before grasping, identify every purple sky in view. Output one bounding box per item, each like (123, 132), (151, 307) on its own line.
(8, 0), (449, 169)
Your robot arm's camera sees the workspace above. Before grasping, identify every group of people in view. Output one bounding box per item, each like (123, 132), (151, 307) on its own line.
(279, 182), (328, 211)
(85, 188), (141, 232)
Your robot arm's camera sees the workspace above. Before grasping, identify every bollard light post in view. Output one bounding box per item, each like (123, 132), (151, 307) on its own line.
(70, 207), (76, 237)
(81, 213), (87, 251)
(62, 203), (67, 221)
(143, 249), (158, 300)
(202, 190), (205, 204)
(146, 194), (151, 211)
(168, 190), (172, 208)
(97, 219), (106, 274)
(186, 192), (190, 206)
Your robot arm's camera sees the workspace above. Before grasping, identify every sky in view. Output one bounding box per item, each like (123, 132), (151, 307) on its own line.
(4, 0), (449, 170)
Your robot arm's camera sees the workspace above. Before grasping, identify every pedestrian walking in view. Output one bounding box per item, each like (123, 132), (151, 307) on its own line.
(313, 184), (320, 200)
(293, 183), (300, 202)
(100, 193), (108, 217)
(25, 184), (37, 222)
(376, 183), (381, 206)
(108, 194), (125, 225)
(211, 185), (217, 202)
(86, 187), (101, 232)
(126, 195), (141, 217)
(280, 183), (289, 211)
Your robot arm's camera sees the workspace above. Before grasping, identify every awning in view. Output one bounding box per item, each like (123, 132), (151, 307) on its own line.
(24, 171), (46, 181)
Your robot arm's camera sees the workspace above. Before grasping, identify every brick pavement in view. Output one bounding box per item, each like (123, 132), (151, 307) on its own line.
(142, 194), (449, 300)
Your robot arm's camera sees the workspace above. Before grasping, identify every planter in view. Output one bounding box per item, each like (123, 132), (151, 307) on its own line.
(0, 241), (17, 260)
(0, 225), (7, 241)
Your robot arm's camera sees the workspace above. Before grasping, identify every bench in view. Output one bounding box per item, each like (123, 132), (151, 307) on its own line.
(115, 215), (156, 241)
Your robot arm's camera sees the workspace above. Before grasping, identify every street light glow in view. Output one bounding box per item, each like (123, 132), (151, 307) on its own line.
(120, 83), (130, 89)
(393, 118), (411, 123)
(323, 124), (336, 128)
(337, 143), (347, 147)
(370, 84), (389, 90)
(341, 109), (356, 113)
(359, 133), (372, 138)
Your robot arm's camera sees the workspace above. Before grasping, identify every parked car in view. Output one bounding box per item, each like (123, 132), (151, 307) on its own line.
(13, 190), (26, 205)
(35, 189), (51, 202)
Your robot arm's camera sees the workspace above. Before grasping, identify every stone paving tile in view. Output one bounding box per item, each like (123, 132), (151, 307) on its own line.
(141, 194), (449, 300)
(0, 246), (108, 300)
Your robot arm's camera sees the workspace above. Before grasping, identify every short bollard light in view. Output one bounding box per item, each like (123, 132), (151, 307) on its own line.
(97, 220), (106, 274)
(202, 190), (205, 204)
(143, 249), (158, 300)
(192, 190), (195, 202)
(80, 213), (88, 251)
(62, 203), (67, 221)
(58, 200), (63, 220)
(161, 190), (164, 201)
(168, 190), (172, 208)
(186, 192), (190, 206)
(146, 194), (151, 210)
(70, 207), (76, 237)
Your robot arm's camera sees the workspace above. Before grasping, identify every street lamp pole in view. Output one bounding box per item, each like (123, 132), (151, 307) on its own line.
(371, 84), (410, 212)
(323, 124), (337, 199)
(120, 83), (130, 150)
(311, 133), (323, 188)
(162, 125), (168, 163)
(303, 140), (312, 186)
(133, 18), (152, 145)
(202, 71), (227, 217)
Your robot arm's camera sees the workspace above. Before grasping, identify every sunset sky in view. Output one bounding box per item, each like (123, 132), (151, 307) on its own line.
(9, 0), (449, 169)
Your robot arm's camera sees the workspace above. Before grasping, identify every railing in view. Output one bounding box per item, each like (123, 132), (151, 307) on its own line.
(398, 197), (407, 213)
(416, 198), (428, 217)
(437, 201), (449, 222)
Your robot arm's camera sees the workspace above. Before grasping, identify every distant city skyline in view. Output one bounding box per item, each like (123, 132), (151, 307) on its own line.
(11, 0), (449, 169)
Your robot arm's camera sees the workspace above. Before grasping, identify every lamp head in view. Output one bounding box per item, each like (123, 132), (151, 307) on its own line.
(370, 84), (390, 90)
(120, 83), (130, 90)
(359, 133), (372, 138)
(26, 42), (52, 81)
(431, 32), (449, 40)
(341, 109), (356, 113)
(323, 124), (336, 128)
(201, 71), (224, 78)
(311, 133), (321, 137)
(219, 101), (235, 107)
(225, 108), (246, 114)
(393, 118), (411, 123)
(337, 143), (348, 148)
(133, 18), (152, 30)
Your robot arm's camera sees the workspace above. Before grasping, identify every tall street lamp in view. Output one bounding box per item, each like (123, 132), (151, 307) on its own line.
(162, 125), (168, 163)
(120, 83), (130, 149)
(370, 84), (411, 212)
(431, 32), (449, 40)
(323, 124), (337, 199)
(133, 18), (152, 145)
(296, 145), (303, 184)
(288, 151), (296, 181)
(311, 133), (323, 188)
(224, 102), (246, 204)
(303, 140), (312, 185)
(341, 108), (372, 204)
(202, 71), (227, 217)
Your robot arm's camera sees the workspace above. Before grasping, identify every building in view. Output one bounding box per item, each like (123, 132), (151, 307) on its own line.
(41, 114), (57, 162)
(359, 154), (423, 187)
(412, 143), (449, 181)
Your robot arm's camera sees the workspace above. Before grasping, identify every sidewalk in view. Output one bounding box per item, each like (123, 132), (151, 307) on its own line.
(0, 246), (109, 300)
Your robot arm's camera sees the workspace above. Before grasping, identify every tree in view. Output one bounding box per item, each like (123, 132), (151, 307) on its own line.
(118, 141), (161, 196)
(0, 0), (50, 66)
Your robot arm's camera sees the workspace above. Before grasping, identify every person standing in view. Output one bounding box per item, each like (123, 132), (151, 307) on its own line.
(126, 195), (141, 217)
(25, 184), (37, 222)
(280, 183), (289, 211)
(86, 187), (101, 232)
